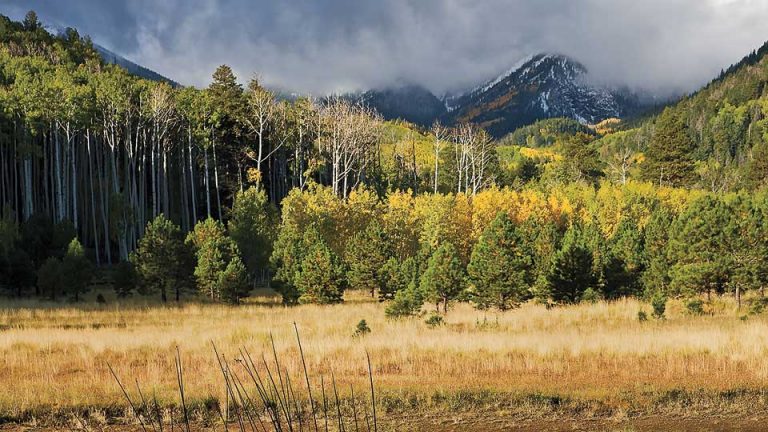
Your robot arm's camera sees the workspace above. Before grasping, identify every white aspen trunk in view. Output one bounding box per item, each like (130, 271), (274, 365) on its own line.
(212, 137), (222, 220)
(54, 124), (63, 222)
(188, 125), (197, 224)
(86, 130), (100, 266)
(204, 144), (211, 218)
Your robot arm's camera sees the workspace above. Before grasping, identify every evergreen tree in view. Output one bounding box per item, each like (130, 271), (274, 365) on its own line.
(294, 230), (347, 304)
(23, 11), (40, 31)
(420, 242), (465, 313)
(642, 108), (697, 187)
(345, 220), (393, 298)
(229, 186), (278, 282)
(641, 206), (674, 296)
(467, 212), (532, 311)
(547, 225), (598, 304)
(187, 218), (239, 301)
(61, 239), (93, 302)
(603, 219), (645, 299)
(112, 261), (137, 298)
(218, 256), (250, 305)
(37, 257), (63, 300)
(385, 280), (425, 318)
(557, 133), (604, 184)
(379, 256), (418, 301)
(131, 215), (194, 302)
(667, 196), (732, 298)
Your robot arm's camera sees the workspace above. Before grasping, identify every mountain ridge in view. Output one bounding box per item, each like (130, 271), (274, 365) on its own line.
(358, 54), (654, 137)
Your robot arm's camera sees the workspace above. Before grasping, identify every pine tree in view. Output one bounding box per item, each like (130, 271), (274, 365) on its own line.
(385, 280), (425, 318)
(131, 215), (194, 302)
(229, 186), (278, 282)
(345, 220), (393, 298)
(295, 231), (347, 304)
(667, 196), (732, 298)
(23, 11), (40, 31)
(187, 218), (239, 301)
(641, 206), (674, 296)
(603, 219), (645, 299)
(467, 212), (532, 311)
(379, 256), (418, 301)
(61, 238), (93, 302)
(642, 108), (698, 187)
(547, 225), (598, 304)
(218, 256), (250, 305)
(420, 242), (465, 313)
(112, 261), (137, 298)
(557, 133), (604, 184)
(37, 257), (63, 300)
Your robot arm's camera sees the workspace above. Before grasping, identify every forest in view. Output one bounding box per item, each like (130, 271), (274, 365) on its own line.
(1, 11), (768, 316)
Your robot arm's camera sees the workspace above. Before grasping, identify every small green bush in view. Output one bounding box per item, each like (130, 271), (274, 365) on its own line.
(651, 291), (667, 320)
(353, 319), (371, 337)
(685, 298), (705, 316)
(425, 314), (444, 328)
(637, 310), (648, 322)
(581, 287), (602, 304)
(749, 297), (768, 315)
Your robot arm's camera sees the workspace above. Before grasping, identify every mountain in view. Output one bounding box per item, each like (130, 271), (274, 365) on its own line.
(358, 54), (651, 138)
(49, 24), (178, 86)
(442, 54), (644, 138)
(93, 44), (178, 86)
(357, 85), (446, 127)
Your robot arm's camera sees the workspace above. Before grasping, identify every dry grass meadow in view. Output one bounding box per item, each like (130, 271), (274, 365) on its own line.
(3, 292), (768, 429)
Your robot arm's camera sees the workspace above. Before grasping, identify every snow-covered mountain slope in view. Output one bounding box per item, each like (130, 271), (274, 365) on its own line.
(442, 54), (641, 138)
(93, 44), (178, 86)
(358, 54), (649, 137)
(49, 24), (177, 86)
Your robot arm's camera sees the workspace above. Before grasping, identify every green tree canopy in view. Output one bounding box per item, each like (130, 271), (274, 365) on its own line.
(467, 212), (533, 311)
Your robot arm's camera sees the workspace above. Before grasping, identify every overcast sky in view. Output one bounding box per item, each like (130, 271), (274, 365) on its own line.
(5, 0), (768, 96)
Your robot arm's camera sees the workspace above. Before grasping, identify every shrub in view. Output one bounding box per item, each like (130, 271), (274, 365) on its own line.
(425, 314), (444, 328)
(651, 291), (667, 320)
(353, 319), (371, 337)
(637, 310), (648, 322)
(385, 281), (424, 318)
(685, 298), (705, 316)
(749, 297), (768, 315)
(112, 261), (137, 298)
(581, 287), (602, 304)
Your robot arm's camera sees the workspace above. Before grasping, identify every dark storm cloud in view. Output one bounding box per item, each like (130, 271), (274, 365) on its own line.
(4, 0), (768, 96)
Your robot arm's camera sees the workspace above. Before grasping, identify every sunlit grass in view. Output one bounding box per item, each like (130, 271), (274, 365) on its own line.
(1, 293), (767, 421)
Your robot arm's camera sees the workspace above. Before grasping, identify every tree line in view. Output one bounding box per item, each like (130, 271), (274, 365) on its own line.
(3, 11), (768, 312)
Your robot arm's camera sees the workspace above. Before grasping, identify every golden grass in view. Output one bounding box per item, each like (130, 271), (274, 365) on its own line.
(1, 294), (768, 421)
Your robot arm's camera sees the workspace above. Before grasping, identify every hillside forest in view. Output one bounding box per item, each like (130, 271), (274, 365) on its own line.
(2, 11), (768, 313)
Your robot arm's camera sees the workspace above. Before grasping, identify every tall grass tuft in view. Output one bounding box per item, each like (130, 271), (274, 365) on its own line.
(110, 325), (380, 432)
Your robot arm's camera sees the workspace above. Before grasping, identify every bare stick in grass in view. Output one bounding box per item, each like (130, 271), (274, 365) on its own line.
(229, 362), (269, 432)
(262, 352), (293, 430)
(366, 352), (377, 432)
(211, 342), (241, 432)
(242, 348), (282, 431)
(331, 371), (345, 432)
(135, 379), (159, 432)
(350, 385), (360, 432)
(269, 333), (295, 431)
(153, 393), (164, 432)
(107, 362), (149, 432)
(175, 347), (191, 432)
(285, 372), (304, 431)
(320, 376), (329, 432)
(294, 322), (319, 432)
